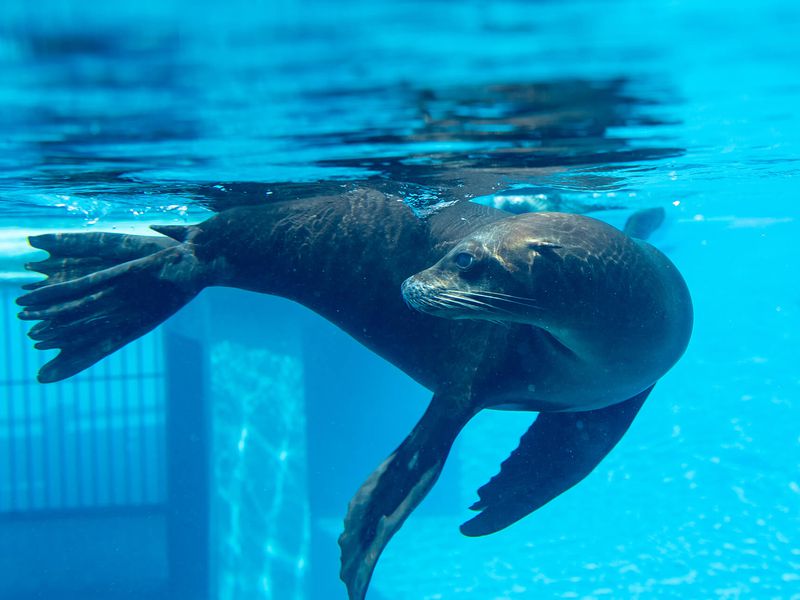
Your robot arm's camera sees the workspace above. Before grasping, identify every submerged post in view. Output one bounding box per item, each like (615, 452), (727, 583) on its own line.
(165, 329), (210, 600)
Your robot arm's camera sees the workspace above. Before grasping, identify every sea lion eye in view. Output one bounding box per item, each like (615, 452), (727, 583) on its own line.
(454, 252), (475, 270)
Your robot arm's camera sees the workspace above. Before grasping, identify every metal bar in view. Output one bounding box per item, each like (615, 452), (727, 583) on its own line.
(13, 309), (35, 510)
(72, 377), (83, 507)
(89, 372), (100, 506)
(138, 340), (148, 504)
(21, 338), (34, 511)
(23, 338), (50, 510)
(105, 362), (115, 505)
(0, 389), (6, 512)
(57, 376), (67, 509)
(120, 360), (130, 505)
(4, 293), (16, 512)
(157, 376), (167, 504)
(39, 385), (51, 509)
(1, 289), (5, 512)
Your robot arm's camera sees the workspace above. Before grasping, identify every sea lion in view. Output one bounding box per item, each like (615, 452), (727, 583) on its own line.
(16, 188), (692, 600)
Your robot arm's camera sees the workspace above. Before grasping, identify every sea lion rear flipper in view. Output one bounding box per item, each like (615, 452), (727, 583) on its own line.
(338, 394), (474, 600)
(17, 231), (206, 383)
(19, 232), (178, 291)
(460, 385), (654, 537)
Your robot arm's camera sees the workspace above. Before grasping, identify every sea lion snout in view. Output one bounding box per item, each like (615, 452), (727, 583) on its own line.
(401, 265), (483, 319)
(400, 272), (452, 316)
(401, 262), (535, 323)
(400, 275), (424, 309)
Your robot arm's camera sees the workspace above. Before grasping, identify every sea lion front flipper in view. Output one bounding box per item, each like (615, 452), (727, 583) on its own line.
(460, 385), (654, 537)
(338, 394), (474, 600)
(623, 207), (665, 240)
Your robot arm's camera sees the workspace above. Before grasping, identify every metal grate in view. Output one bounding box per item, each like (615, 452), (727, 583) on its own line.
(0, 285), (167, 514)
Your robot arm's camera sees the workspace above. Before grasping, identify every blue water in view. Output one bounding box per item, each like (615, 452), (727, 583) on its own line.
(1, 0), (799, 598)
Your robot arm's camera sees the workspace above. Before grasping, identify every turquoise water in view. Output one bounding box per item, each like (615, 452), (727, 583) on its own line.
(1, 0), (799, 598)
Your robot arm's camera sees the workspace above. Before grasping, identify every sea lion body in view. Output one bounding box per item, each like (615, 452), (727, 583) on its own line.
(17, 188), (692, 600)
(194, 191), (690, 411)
(193, 190), (466, 392)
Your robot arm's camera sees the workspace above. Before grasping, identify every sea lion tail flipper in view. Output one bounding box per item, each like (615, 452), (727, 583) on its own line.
(338, 395), (474, 600)
(17, 231), (206, 383)
(460, 385), (654, 537)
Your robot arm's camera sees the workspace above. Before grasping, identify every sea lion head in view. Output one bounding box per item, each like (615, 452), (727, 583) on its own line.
(402, 212), (630, 329)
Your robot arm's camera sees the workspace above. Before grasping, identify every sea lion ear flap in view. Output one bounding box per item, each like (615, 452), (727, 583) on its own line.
(460, 385), (654, 537)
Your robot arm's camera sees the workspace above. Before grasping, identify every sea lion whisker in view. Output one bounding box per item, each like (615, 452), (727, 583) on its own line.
(439, 291), (512, 315)
(439, 291), (493, 308)
(437, 293), (488, 313)
(417, 292), (479, 314)
(437, 293), (512, 326)
(422, 297), (452, 311)
(460, 290), (543, 310)
(463, 290), (537, 303)
(451, 292), (527, 312)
